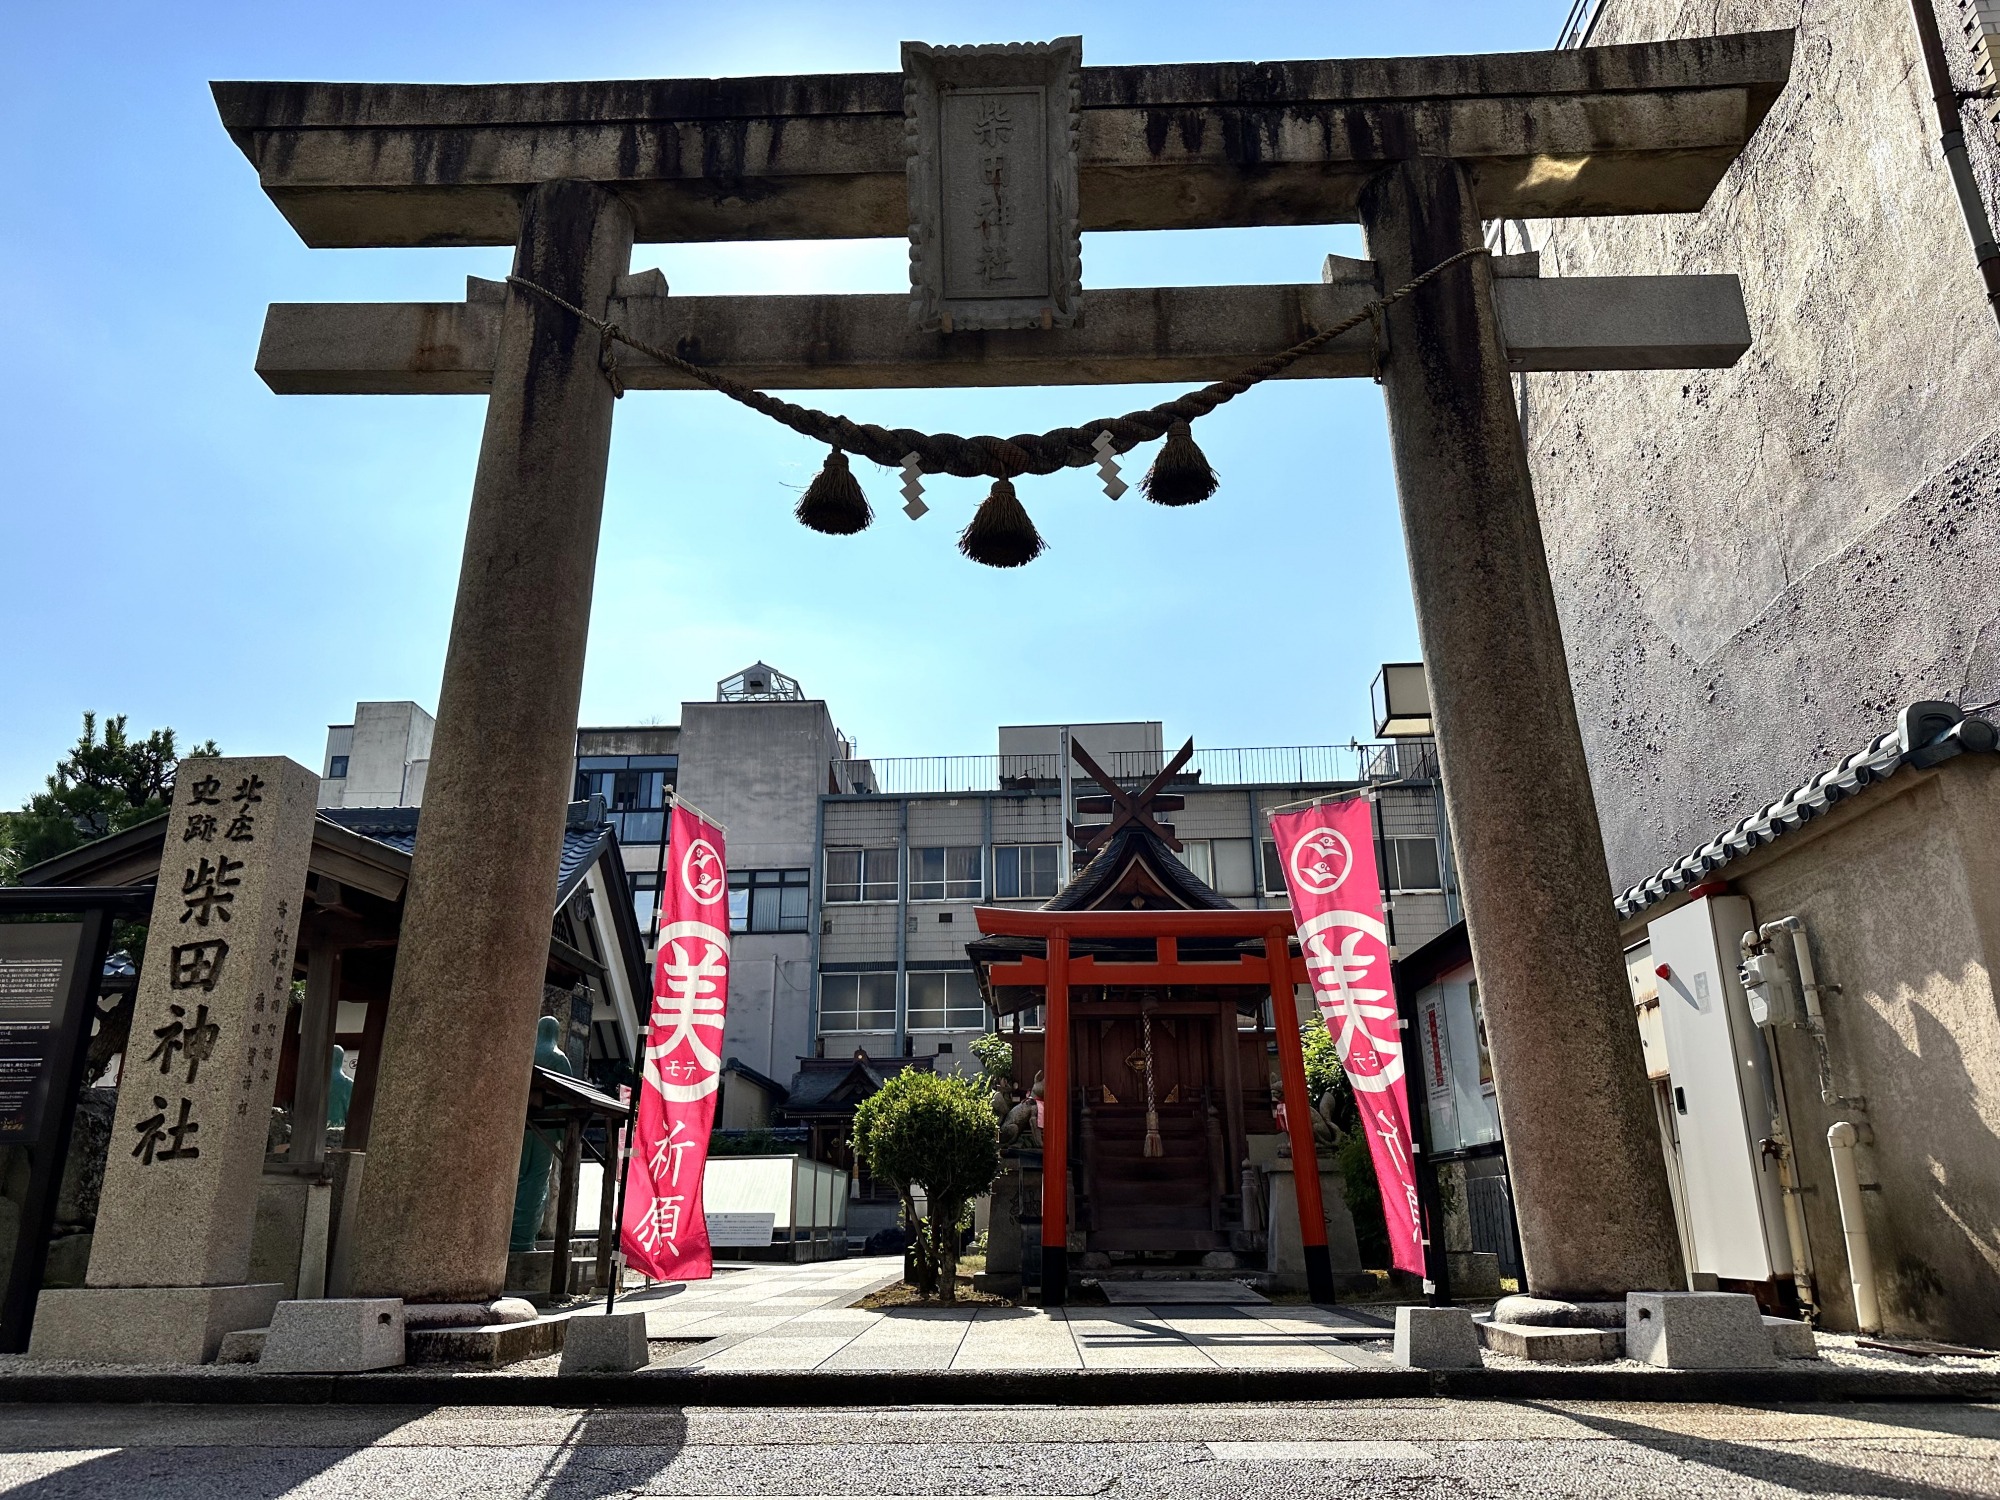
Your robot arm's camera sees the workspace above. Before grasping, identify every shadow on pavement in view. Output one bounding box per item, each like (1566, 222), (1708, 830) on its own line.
(1527, 1400), (1995, 1500)
(0, 1404), (434, 1500)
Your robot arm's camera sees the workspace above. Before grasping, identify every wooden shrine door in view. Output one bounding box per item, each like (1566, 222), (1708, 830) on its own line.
(1070, 1002), (1231, 1253)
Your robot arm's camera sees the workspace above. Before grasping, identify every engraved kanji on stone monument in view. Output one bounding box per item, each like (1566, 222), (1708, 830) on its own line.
(30, 755), (316, 1364)
(904, 38), (1082, 332)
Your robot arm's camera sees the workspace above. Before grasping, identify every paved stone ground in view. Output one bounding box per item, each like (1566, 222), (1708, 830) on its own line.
(617, 1257), (1394, 1372)
(1, 1397), (1996, 1497)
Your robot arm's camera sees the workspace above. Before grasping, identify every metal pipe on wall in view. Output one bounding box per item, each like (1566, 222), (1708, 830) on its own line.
(1827, 1120), (1882, 1334)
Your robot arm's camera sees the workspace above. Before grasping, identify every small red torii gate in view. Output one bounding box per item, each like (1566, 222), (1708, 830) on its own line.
(973, 904), (1336, 1305)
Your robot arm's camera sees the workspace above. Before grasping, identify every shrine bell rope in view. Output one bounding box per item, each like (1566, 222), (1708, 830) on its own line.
(506, 245), (1489, 568)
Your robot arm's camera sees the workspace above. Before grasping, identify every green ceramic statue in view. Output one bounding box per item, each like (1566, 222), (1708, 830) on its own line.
(509, 1015), (574, 1253)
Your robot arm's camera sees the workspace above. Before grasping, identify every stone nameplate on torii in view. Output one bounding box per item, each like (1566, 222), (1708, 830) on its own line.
(904, 38), (1083, 332)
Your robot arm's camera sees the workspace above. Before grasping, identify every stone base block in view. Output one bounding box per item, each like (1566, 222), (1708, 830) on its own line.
(28, 1284), (284, 1365)
(259, 1298), (405, 1372)
(1491, 1294), (1625, 1327)
(407, 1315), (566, 1367)
(1446, 1251), (1503, 1300)
(403, 1298), (537, 1329)
(1394, 1305), (1482, 1369)
(215, 1328), (266, 1364)
(1764, 1315), (1819, 1360)
(559, 1311), (649, 1374)
(1478, 1320), (1624, 1363)
(1627, 1292), (1776, 1369)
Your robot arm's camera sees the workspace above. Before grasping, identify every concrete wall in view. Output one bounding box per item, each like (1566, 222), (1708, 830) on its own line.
(997, 721), (1163, 760)
(318, 701), (434, 809)
(1518, 0), (2000, 891)
(1619, 755), (2000, 1342)
(677, 698), (841, 1081)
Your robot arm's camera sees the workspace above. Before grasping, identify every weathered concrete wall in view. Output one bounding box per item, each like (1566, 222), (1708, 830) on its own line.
(1621, 754), (2000, 1342)
(1521, 0), (2000, 890)
(677, 699), (841, 1080)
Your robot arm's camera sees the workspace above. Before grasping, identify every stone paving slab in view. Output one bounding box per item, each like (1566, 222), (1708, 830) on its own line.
(1148, 1308), (1388, 1370)
(951, 1308), (1083, 1372)
(1067, 1309), (1220, 1371)
(1100, 1280), (1268, 1305)
(819, 1311), (977, 1372)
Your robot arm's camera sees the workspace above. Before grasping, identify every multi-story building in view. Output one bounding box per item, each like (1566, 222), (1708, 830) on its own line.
(813, 727), (1459, 1073)
(575, 663), (852, 1127)
(317, 700), (433, 809)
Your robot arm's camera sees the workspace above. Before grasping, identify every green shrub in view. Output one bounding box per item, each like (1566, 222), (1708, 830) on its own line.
(852, 1070), (1000, 1302)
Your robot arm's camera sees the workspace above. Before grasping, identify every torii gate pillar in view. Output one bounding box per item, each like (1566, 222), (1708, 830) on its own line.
(1361, 158), (1681, 1298)
(347, 180), (634, 1302)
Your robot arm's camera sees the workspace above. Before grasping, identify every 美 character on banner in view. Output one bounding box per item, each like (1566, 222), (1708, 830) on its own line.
(620, 804), (731, 1282)
(1268, 797), (1428, 1277)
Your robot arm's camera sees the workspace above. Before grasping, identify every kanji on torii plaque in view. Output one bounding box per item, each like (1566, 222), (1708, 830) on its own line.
(212, 30), (1793, 1306)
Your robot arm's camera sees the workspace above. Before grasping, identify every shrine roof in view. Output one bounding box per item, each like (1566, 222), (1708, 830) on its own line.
(1047, 824), (1237, 914)
(781, 1054), (935, 1115)
(319, 798), (613, 909)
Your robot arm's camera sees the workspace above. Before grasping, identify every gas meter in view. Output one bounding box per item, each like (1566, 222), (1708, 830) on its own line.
(1739, 950), (1797, 1026)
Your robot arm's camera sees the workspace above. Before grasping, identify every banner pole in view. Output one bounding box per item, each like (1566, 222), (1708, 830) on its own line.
(1376, 787), (1453, 1306)
(608, 1009), (650, 1315)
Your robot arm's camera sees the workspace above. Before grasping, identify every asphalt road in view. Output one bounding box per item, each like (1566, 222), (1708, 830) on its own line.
(1, 1398), (1996, 1498)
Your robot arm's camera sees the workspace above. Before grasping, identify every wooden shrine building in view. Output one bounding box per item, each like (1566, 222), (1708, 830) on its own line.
(969, 745), (1335, 1304)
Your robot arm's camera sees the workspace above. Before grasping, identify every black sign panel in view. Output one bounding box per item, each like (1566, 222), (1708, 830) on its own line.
(0, 923), (87, 1145)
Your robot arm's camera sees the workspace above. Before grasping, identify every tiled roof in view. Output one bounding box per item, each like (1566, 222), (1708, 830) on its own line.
(1615, 702), (1998, 920)
(1046, 824), (1236, 912)
(781, 1055), (935, 1114)
(319, 798), (611, 913)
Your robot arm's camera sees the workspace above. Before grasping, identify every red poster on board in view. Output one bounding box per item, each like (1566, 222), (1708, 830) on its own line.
(1268, 797), (1425, 1276)
(620, 802), (730, 1281)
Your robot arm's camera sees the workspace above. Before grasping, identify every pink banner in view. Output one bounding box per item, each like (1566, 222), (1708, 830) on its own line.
(621, 802), (731, 1281)
(1268, 797), (1426, 1277)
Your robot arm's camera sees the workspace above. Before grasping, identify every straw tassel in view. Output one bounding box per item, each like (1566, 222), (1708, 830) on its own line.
(1140, 419), (1219, 506)
(1144, 1108), (1164, 1158)
(958, 476), (1046, 567)
(795, 448), (873, 536)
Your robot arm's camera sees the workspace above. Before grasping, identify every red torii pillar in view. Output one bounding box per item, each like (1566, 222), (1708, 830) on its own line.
(1266, 924), (1337, 1303)
(1041, 927), (1072, 1305)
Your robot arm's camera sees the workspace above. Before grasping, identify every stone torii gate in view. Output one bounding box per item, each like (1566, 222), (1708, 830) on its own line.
(214, 29), (1792, 1309)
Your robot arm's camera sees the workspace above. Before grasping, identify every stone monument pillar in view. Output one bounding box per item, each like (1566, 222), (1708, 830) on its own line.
(1359, 157), (1682, 1300)
(31, 756), (317, 1363)
(346, 178), (635, 1304)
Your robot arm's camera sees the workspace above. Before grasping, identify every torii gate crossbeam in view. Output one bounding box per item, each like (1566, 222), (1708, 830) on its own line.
(210, 30), (1793, 1313)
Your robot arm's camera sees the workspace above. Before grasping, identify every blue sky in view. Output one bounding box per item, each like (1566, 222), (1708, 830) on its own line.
(0, 1), (1562, 803)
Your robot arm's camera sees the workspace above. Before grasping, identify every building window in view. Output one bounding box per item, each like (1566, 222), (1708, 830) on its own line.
(730, 868), (810, 933)
(1385, 836), (1442, 891)
(820, 971), (896, 1030)
(1178, 838), (1213, 886)
(909, 845), (981, 901)
(1263, 834), (1443, 894)
(908, 971), (987, 1031)
(1261, 839), (1286, 894)
(630, 872), (660, 934)
(1170, 837), (1253, 896)
(574, 754), (677, 846)
(825, 847), (899, 903)
(994, 843), (1058, 899)
(327, 755), (349, 779)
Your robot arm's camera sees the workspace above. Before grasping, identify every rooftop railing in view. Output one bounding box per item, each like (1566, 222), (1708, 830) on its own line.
(830, 740), (1438, 796)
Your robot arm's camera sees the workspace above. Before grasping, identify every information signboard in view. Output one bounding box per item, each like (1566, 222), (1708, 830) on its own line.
(0, 923), (88, 1147)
